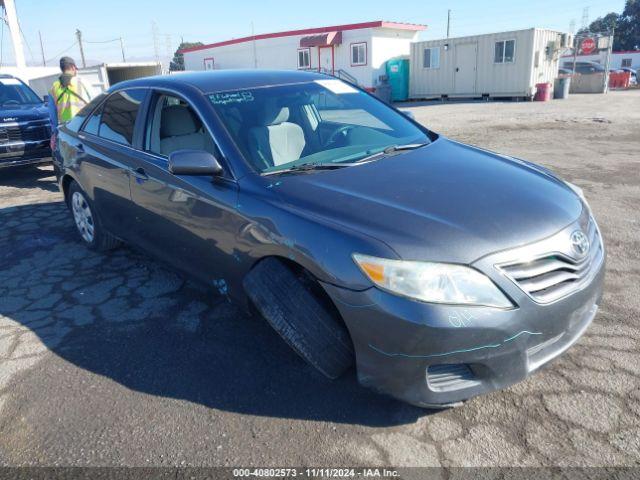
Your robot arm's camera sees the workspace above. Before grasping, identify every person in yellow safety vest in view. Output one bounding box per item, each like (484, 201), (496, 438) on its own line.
(49, 56), (92, 125)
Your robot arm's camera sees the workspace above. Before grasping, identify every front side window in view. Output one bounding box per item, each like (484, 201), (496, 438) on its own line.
(208, 79), (430, 174)
(97, 90), (146, 146)
(351, 43), (367, 66)
(297, 48), (311, 69)
(0, 77), (41, 107)
(423, 47), (440, 69)
(145, 93), (217, 158)
(495, 40), (515, 63)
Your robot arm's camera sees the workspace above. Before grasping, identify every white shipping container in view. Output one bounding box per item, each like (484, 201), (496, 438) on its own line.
(28, 62), (162, 99)
(410, 28), (571, 99)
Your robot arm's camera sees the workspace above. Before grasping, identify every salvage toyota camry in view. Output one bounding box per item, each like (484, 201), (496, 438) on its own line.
(53, 70), (605, 407)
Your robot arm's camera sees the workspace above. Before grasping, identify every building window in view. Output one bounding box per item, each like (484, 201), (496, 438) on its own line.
(351, 42), (367, 66)
(423, 47), (440, 69)
(204, 57), (215, 70)
(494, 39), (516, 63)
(297, 48), (311, 69)
(621, 58), (632, 68)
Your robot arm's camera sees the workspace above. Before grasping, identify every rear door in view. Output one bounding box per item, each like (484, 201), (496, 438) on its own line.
(454, 43), (478, 95)
(126, 90), (240, 285)
(74, 88), (148, 238)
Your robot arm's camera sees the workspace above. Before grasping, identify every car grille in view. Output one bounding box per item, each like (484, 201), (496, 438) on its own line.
(498, 217), (603, 303)
(0, 121), (50, 144)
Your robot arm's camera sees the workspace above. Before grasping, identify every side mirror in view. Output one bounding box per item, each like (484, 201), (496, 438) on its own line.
(43, 94), (50, 104)
(168, 149), (223, 176)
(400, 109), (415, 120)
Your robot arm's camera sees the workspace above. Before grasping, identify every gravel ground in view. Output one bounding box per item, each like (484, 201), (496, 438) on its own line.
(0, 90), (638, 468)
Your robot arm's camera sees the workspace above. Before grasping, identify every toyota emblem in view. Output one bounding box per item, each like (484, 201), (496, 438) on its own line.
(570, 230), (590, 257)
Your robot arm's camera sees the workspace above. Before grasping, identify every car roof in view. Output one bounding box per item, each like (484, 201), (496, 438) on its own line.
(113, 69), (333, 94)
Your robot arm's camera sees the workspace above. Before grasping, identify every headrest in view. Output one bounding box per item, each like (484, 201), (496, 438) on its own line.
(160, 105), (200, 137)
(258, 98), (290, 126)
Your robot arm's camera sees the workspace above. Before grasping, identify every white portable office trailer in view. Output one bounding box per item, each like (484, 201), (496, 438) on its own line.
(409, 28), (571, 100)
(181, 21), (425, 90)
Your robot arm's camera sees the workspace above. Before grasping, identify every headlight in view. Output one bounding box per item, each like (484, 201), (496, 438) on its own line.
(353, 254), (513, 308)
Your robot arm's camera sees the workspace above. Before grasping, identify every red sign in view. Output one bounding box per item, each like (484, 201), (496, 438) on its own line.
(581, 38), (596, 54)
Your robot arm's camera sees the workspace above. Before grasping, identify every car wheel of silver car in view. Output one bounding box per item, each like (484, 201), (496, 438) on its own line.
(68, 180), (121, 252)
(244, 257), (354, 379)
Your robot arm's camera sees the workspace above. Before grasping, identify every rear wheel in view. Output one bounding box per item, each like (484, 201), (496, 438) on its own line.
(244, 258), (354, 379)
(68, 181), (120, 252)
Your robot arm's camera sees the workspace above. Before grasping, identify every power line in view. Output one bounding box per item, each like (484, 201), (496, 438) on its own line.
(44, 40), (77, 64)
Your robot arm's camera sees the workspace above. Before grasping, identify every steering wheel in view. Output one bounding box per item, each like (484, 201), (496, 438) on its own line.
(325, 125), (356, 147)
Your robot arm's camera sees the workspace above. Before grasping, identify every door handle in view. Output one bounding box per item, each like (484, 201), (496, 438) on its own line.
(132, 167), (148, 180)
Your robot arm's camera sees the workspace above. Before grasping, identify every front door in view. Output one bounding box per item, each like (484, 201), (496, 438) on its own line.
(319, 46), (333, 74)
(127, 92), (240, 285)
(454, 43), (477, 95)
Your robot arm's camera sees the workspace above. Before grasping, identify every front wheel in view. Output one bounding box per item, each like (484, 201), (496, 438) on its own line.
(68, 181), (120, 252)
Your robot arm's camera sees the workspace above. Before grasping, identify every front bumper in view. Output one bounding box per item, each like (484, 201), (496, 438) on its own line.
(322, 215), (605, 407)
(0, 139), (52, 169)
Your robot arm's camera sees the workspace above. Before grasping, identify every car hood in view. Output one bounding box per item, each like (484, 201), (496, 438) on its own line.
(0, 103), (48, 122)
(272, 137), (584, 264)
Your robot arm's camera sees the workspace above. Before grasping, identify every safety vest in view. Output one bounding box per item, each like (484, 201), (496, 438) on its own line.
(50, 76), (90, 123)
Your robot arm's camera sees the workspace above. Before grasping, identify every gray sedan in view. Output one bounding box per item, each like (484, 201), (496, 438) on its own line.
(53, 70), (605, 408)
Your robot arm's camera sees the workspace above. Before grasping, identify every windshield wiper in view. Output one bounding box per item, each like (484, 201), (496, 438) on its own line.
(351, 143), (428, 165)
(382, 143), (428, 153)
(263, 162), (355, 176)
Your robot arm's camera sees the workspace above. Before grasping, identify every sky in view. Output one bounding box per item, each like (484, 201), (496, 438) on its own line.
(1, 0), (627, 67)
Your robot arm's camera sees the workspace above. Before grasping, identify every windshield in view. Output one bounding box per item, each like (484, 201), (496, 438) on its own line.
(0, 78), (42, 107)
(208, 79), (430, 174)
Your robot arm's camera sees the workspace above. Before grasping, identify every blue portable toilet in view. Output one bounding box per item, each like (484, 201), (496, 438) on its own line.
(386, 58), (410, 102)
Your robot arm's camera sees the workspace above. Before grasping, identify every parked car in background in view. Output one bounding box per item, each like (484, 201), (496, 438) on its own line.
(53, 70), (605, 408)
(563, 61), (605, 75)
(558, 67), (574, 75)
(620, 67), (637, 85)
(0, 74), (51, 169)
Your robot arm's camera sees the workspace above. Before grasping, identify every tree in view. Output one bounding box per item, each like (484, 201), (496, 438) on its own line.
(616, 0), (640, 50)
(575, 1), (640, 50)
(170, 41), (203, 71)
(577, 12), (618, 36)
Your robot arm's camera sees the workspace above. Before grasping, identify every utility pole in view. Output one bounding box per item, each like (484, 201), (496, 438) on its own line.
(581, 7), (589, 30)
(75, 29), (86, 67)
(151, 21), (160, 65)
(251, 22), (257, 68)
(38, 30), (46, 66)
(165, 34), (172, 70)
(603, 26), (614, 94)
(3, 0), (26, 68)
(446, 9), (451, 38)
(119, 37), (126, 62)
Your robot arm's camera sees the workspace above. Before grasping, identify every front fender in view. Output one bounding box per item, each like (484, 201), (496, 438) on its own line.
(236, 180), (399, 291)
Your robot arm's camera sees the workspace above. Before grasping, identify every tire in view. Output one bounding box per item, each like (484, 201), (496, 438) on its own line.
(67, 180), (120, 252)
(244, 258), (354, 379)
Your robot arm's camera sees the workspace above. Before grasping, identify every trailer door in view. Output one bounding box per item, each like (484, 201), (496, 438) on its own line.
(454, 43), (477, 95)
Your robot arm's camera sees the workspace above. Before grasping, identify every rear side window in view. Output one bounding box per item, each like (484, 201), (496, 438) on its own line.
(97, 90), (146, 146)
